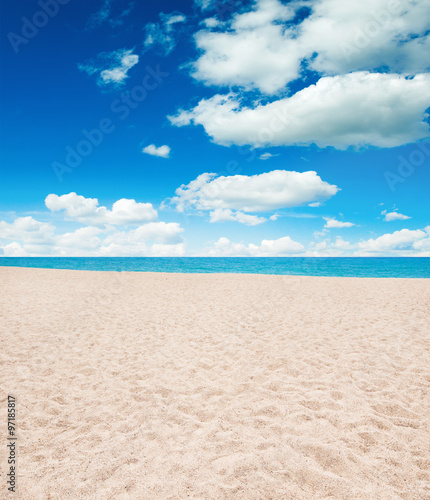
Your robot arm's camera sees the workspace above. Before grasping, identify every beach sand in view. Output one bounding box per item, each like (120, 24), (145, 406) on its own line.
(1, 267), (429, 499)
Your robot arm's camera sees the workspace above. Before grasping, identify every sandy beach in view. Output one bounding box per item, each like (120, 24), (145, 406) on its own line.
(0, 267), (429, 499)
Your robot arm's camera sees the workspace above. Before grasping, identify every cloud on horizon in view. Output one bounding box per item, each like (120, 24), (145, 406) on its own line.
(0, 194), (185, 257)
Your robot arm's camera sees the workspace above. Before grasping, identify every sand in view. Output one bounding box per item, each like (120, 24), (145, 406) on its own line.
(0, 267), (429, 499)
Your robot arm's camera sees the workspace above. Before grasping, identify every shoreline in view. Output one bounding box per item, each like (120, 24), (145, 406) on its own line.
(0, 264), (428, 279)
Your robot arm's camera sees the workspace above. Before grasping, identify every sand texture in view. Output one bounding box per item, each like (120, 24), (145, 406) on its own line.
(1, 267), (430, 499)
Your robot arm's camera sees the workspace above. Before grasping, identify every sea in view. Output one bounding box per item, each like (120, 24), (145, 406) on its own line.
(0, 257), (429, 278)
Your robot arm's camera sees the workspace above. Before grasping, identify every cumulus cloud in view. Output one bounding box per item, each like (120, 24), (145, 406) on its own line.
(206, 236), (305, 256)
(306, 236), (355, 256)
(142, 144), (170, 158)
(1, 242), (28, 257)
(144, 12), (186, 55)
(169, 73), (430, 149)
(104, 223), (182, 246)
(383, 211), (411, 221)
(307, 228), (430, 256)
(175, 0), (430, 151)
(191, 0), (430, 93)
(192, 0), (299, 94)
(74, 223), (183, 257)
(78, 49), (139, 87)
(0, 219), (185, 257)
(323, 217), (355, 228)
(55, 227), (103, 250)
(0, 191), (189, 257)
(309, 227), (430, 256)
(357, 228), (427, 254)
(299, 0), (430, 77)
(333, 237), (354, 250)
(171, 170), (339, 214)
(97, 222), (184, 256)
(0, 217), (55, 243)
(209, 208), (266, 225)
(45, 193), (158, 226)
(412, 226), (430, 255)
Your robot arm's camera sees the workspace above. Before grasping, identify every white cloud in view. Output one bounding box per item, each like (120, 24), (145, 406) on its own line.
(0, 192), (187, 257)
(412, 226), (430, 255)
(206, 235), (305, 256)
(313, 230), (327, 239)
(202, 17), (219, 28)
(149, 243), (186, 256)
(209, 208), (266, 225)
(176, 0), (430, 151)
(144, 12), (186, 55)
(171, 170), (339, 214)
(98, 222), (184, 256)
(169, 73), (430, 149)
(0, 217), (55, 243)
(309, 227), (430, 256)
(333, 237), (353, 250)
(142, 144), (171, 158)
(131, 222), (184, 244)
(190, 0), (430, 93)
(1, 242), (28, 257)
(306, 237), (354, 256)
(78, 49), (139, 87)
(299, 0), (430, 77)
(101, 221), (183, 244)
(309, 202), (321, 207)
(259, 152), (278, 160)
(323, 217), (355, 228)
(0, 220), (185, 257)
(383, 211), (411, 221)
(165, 14), (186, 28)
(194, 0), (213, 11)
(192, 0), (299, 94)
(55, 227), (103, 250)
(45, 193), (158, 226)
(357, 228), (427, 254)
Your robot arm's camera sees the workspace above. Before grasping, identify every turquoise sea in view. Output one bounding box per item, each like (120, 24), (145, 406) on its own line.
(0, 257), (429, 278)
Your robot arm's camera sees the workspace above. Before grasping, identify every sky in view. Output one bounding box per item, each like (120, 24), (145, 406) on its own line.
(0, 0), (429, 257)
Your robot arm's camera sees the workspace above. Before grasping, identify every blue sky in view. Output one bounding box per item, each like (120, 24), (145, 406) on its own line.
(0, 0), (429, 256)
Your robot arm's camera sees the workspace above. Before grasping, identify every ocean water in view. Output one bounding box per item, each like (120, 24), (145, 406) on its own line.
(0, 257), (429, 278)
